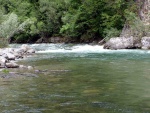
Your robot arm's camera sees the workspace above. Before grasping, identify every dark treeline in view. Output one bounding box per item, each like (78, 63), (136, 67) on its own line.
(0, 0), (136, 43)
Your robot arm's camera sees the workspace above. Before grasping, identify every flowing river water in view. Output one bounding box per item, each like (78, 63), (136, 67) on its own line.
(1, 43), (150, 113)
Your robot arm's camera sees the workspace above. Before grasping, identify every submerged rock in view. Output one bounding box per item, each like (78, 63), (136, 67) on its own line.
(0, 72), (38, 79)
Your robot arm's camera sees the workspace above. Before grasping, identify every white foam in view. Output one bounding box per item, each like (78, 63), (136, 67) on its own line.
(37, 44), (149, 54)
(37, 44), (110, 53)
(10, 43), (150, 54)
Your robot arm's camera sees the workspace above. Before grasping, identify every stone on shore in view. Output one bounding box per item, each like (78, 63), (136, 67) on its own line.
(21, 44), (31, 52)
(13, 52), (23, 59)
(104, 37), (133, 49)
(5, 53), (16, 60)
(0, 44), (35, 69)
(14, 48), (24, 55)
(104, 36), (141, 50)
(0, 56), (7, 68)
(6, 62), (19, 68)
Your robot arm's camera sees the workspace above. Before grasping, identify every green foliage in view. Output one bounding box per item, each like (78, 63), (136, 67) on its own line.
(104, 28), (121, 41)
(0, 0), (136, 43)
(0, 38), (9, 48)
(60, 0), (129, 41)
(0, 12), (33, 40)
(2, 69), (9, 74)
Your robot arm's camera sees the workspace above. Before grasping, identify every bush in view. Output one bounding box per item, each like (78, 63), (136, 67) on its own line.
(0, 38), (9, 48)
(104, 28), (121, 41)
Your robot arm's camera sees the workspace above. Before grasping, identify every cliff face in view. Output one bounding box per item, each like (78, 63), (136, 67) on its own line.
(121, 0), (150, 37)
(139, 0), (150, 25)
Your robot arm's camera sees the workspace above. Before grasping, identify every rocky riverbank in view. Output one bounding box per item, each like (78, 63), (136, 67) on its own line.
(103, 37), (150, 50)
(0, 44), (35, 69)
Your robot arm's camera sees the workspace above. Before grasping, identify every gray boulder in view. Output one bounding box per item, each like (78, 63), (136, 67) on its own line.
(141, 37), (150, 49)
(19, 65), (27, 69)
(13, 52), (23, 59)
(1, 53), (9, 59)
(27, 49), (35, 54)
(6, 62), (19, 68)
(104, 36), (141, 49)
(21, 44), (30, 52)
(0, 56), (8, 68)
(6, 52), (15, 60)
(14, 48), (24, 54)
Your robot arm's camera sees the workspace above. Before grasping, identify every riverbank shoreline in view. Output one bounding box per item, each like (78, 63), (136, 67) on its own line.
(0, 44), (37, 78)
(104, 36), (150, 50)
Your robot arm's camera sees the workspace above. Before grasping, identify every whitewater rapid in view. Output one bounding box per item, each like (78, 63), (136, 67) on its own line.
(29, 44), (148, 54)
(10, 43), (150, 54)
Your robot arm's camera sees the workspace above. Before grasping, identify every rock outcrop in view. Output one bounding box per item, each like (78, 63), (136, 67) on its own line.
(120, 0), (150, 38)
(104, 37), (150, 50)
(104, 0), (150, 50)
(104, 37), (141, 49)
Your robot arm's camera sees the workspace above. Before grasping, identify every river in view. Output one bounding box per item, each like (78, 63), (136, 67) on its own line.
(1, 43), (150, 113)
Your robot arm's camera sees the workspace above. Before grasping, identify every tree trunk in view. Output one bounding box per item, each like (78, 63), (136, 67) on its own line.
(120, 0), (150, 37)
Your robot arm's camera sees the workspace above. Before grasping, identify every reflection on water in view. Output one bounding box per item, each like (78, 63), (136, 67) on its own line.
(1, 44), (150, 113)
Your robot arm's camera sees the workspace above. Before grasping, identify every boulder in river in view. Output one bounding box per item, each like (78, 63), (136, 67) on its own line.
(21, 44), (31, 52)
(104, 36), (141, 50)
(27, 49), (35, 54)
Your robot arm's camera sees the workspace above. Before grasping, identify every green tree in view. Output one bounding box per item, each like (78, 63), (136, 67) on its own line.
(60, 0), (130, 42)
(0, 0), (136, 43)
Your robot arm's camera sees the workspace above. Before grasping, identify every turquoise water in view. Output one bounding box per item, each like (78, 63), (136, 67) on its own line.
(1, 44), (150, 113)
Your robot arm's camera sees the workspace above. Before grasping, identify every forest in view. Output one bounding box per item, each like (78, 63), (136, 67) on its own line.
(0, 0), (137, 44)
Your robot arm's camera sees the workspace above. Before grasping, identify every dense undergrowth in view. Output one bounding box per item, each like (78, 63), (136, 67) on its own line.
(0, 0), (137, 45)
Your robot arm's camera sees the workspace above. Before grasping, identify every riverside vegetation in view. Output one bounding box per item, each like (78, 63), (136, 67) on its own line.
(0, 0), (140, 45)
(104, 0), (150, 49)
